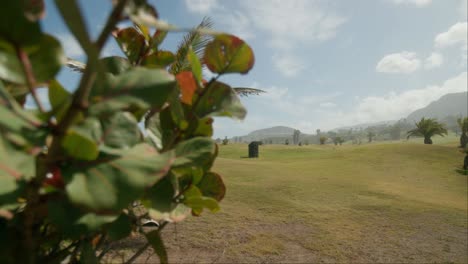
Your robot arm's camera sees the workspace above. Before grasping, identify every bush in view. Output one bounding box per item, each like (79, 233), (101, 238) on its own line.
(0, 1), (254, 263)
(319, 136), (328, 145)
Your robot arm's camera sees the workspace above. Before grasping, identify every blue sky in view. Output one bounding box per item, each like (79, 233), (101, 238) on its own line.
(38, 0), (467, 138)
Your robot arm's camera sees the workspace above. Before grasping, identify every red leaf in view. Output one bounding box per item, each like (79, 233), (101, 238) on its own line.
(176, 71), (197, 105)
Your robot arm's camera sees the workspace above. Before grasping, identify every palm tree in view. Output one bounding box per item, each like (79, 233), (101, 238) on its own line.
(65, 17), (264, 97)
(457, 117), (468, 148)
(407, 118), (448, 144)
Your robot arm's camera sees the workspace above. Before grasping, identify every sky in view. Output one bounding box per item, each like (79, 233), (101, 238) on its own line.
(37, 0), (468, 138)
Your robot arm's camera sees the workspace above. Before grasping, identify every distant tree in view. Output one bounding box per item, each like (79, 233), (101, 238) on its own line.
(390, 123), (402, 140)
(319, 136), (327, 145)
(222, 136), (229, 145)
(333, 136), (344, 145)
(316, 129), (321, 144)
(407, 118), (448, 144)
(293, 129), (301, 145)
(304, 140), (309, 145)
(333, 137), (339, 146)
(285, 139), (289, 145)
(298, 142), (302, 146)
(367, 131), (376, 143)
(215, 138), (222, 144)
(327, 131), (337, 139)
(457, 117), (468, 148)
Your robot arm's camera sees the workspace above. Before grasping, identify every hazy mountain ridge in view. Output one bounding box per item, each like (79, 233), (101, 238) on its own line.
(234, 92), (467, 141)
(406, 92), (467, 121)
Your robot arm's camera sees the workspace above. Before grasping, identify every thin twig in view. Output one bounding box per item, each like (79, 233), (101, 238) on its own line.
(96, 0), (129, 50)
(124, 242), (150, 264)
(125, 222), (169, 264)
(15, 46), (45, 113)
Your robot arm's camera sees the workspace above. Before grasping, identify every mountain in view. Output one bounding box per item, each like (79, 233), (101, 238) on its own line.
(331, 120), (397, 132)
(406, 92), (467, 121)
(247, 126), (296, 137)
(234, 126), (310, 142)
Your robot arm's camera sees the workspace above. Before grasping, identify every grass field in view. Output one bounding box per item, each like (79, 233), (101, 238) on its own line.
(128, 138), (467, 263)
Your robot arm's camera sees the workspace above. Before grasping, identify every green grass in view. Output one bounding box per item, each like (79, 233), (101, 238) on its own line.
(156, 140), (467, 263)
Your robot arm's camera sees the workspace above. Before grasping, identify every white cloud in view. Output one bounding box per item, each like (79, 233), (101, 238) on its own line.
(218, 11), (255, 40)
(273, 54), (305, 77)
(319, 102), (337, 108)
(214, 72), (467, 137)
(434, 22), (468, 48)
(388, 0), (432, 7)
(188, 0), (346, 77)
(239, 0), (346, 49)
(55, 33), (84, 58)
(184, 0), (218, 14)
(376, 51), (421, 74)
(340, 71), (467, 124)
(424, 52), (444, 69)
(434, 22), (467, 65)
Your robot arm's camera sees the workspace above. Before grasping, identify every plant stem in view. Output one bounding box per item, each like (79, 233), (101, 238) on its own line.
(124, 242), (150, 264)
(46, 0), (129, 163)
(20, 2), (130, 263)
(125, 222), (168, 264)
(15, 46), (45, 113)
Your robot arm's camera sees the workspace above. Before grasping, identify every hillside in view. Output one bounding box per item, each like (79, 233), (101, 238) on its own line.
(407, 92), (467, 121)
(236, 126), (309, 142)
(233, 92), (467, 143)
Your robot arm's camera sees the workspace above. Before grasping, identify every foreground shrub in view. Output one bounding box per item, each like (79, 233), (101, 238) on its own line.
(0, 1), (255, 263)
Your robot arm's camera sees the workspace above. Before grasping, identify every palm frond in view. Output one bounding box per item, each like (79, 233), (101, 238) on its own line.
(233, 87), (266, 97)
(169, 17), (213, 75)
(407, 117), (447, 139)
(66, 57), (86, 73)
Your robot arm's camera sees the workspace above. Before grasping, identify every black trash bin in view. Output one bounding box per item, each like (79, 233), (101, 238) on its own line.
(248, 141), (260, 158)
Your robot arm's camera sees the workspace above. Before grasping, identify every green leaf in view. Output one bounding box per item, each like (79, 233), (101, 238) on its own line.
(65, 144), (173, 211)
(0, 136), (35, 181)
(145, 230), (168, 264)
(105, 213), (132, 241)
(0, 81), (40, 133)
(142, 51), (175, 68)
(88, 67), (176, 116)
(48, 200), (119, 239)
(62, 118), (102, 161)
(195, 81), (246, 120)
(187, 48), (202, 83)
(197, 172), (226, 201)
(193, 117), (214, 137)
(113, 27), (147, 64)
(183, 185), (220, 213)
(173, 137), (216, 171)
(148, 203), (191, 223)
(151, 30), (168, 51)
(101, 112), (141, 149)
(100, 56), (131, 75)
(146, 175), (176, 213)
(0, 1), (42, 46)
(0, 34), (66, 85)
(135, 23), (151, 41)
(49, 80), (71, 122)
(203, 34), (254, 74)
